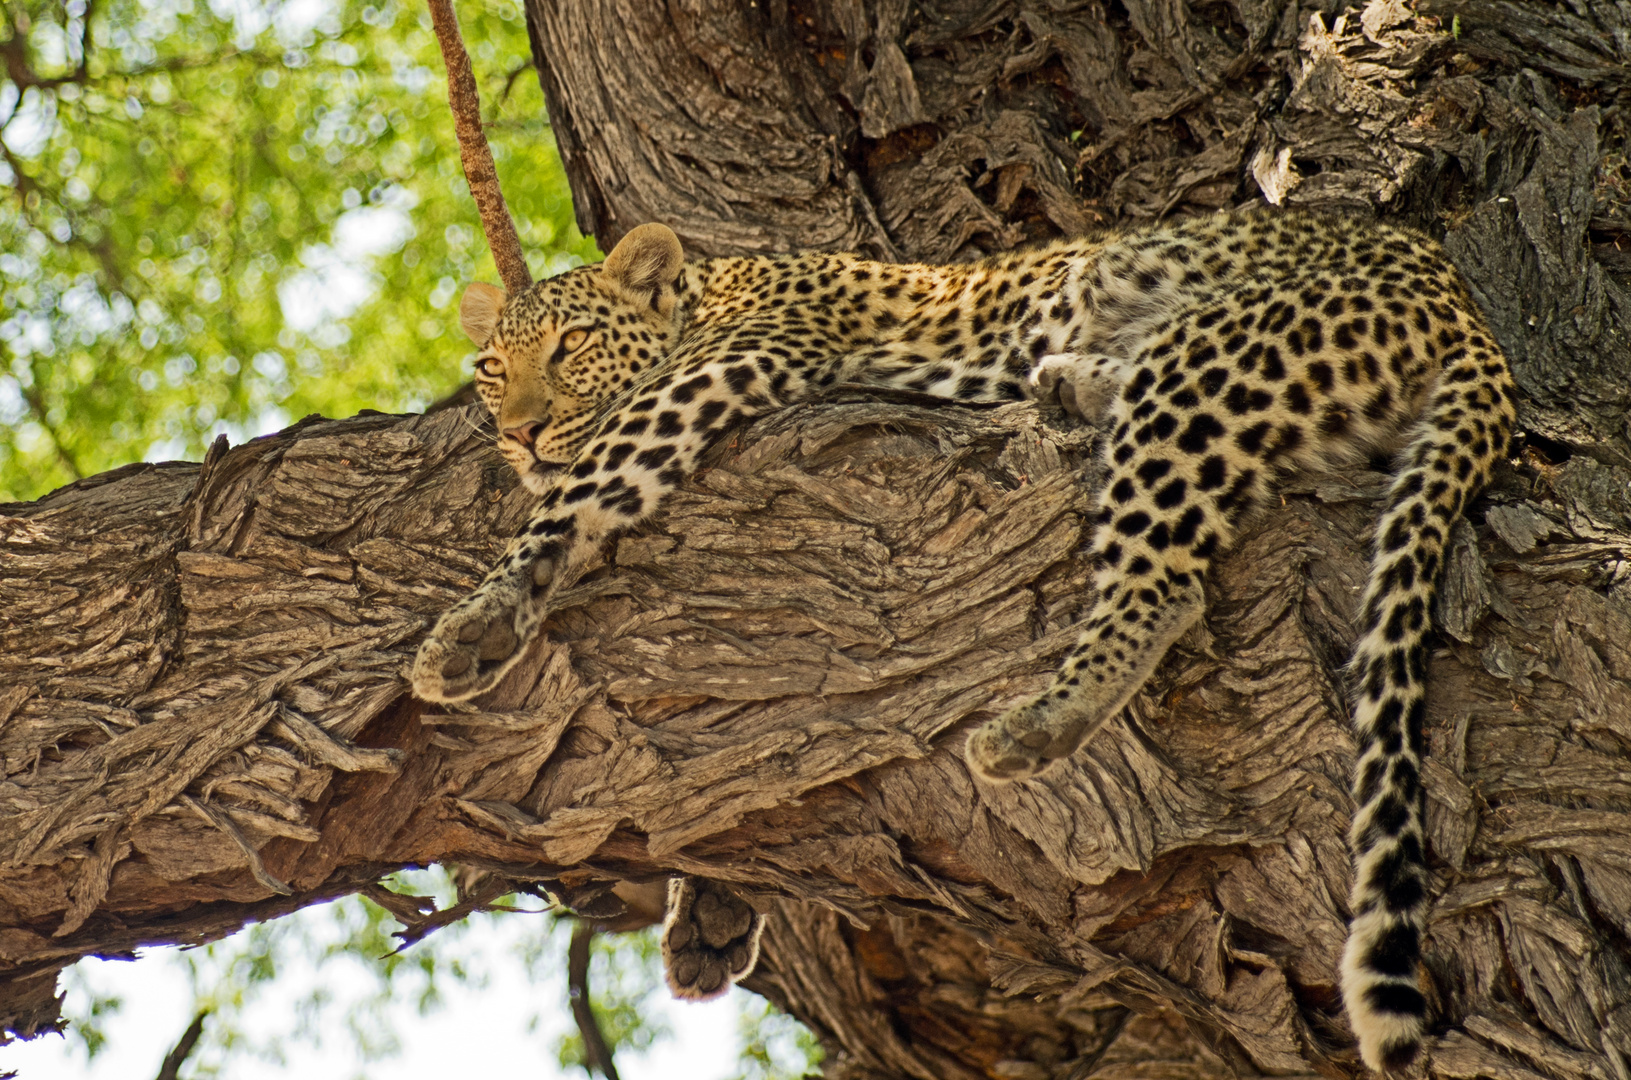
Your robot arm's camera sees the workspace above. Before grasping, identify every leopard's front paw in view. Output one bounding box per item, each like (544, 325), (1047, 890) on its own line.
(411, 555), (554, 702)
(1028, 353), (1123, 420)
(661, 878), (764, 1000)
(965, 698), (1076, 782)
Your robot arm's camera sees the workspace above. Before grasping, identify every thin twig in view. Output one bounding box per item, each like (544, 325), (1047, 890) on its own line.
(424, 0), (532, 296)
(180, 796), (292, 896)
(366, 872), (539, 953)
(568, 922), (621, 1080)
(75, 0), (95, 84)
(499, 58), (532, 105)
(153, 1011), (208, 1080)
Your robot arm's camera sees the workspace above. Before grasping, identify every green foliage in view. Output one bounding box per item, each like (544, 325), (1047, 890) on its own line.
(49, 869), (822, 1078)
(57, 963), (121, 1061)
(0, 0), (598, 502)
(732, 996), (824, 1080)
(164, 868), (495, 1073)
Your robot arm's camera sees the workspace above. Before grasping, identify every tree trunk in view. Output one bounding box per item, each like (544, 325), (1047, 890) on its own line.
(4, 1), (1631, 1076)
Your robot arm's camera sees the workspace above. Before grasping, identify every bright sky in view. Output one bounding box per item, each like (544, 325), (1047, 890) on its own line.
(0, 898), (752, 1079)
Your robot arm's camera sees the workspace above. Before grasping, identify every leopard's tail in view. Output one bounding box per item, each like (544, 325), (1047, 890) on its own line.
(1341, 321), (1513, 1073)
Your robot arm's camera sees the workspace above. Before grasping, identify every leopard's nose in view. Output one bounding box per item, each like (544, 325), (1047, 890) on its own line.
(504, 422), (546, 449)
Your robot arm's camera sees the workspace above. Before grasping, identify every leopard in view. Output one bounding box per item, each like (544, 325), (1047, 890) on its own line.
(410, 211), (1515, 1074)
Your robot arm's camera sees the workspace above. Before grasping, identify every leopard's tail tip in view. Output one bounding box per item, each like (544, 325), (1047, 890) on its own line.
(1341, 916), (1427, 1075)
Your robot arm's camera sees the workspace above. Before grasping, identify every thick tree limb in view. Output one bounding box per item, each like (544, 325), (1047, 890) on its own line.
(2, 391), (1628, 1076)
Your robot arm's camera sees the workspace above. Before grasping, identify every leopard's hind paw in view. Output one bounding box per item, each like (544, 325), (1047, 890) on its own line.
(661, 878), (764, 1000)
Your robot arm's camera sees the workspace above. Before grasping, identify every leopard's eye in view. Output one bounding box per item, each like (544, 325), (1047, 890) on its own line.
(562, 328), (589, 351)
(475, 356), (505, 378)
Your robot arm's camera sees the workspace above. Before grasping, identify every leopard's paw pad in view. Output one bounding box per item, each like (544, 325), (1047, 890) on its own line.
(965, 701), (1067, 782)
(661, 878), (764, 1000)
(411, 577), (532, 702)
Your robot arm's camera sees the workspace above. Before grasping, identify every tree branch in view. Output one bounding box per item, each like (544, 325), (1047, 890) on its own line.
(74, 0), (94, 86)
(14, 365), (84, 480)
(425, 0), (532, 295)
(153, 1011), (207, 1080)
(0, 129), (134, 292)
(2, 393), (1626, 1075)
(567, 923), (620, 1080)
(1, 37), (286, 93)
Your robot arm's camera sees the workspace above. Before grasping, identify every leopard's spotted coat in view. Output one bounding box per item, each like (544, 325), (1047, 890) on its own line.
(412, 212), (1516, 1073)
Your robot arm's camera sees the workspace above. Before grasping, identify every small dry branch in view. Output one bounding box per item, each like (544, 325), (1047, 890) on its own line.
(153, 1012), (208, 1080)
(568, 923), (621, 1080)
(426, 0), (532, 295)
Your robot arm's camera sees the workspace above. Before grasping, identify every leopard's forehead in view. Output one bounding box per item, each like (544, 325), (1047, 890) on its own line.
(491, 266), (615, 347)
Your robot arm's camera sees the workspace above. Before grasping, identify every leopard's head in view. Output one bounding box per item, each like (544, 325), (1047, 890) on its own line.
(458, 224), (686, 494)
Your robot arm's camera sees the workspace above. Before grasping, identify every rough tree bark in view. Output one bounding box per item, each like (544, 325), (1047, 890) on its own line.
(3, 1), (1631, 1077)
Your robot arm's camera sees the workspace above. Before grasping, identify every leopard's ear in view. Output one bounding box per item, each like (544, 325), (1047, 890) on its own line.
(600, 223), (684, 312)
(459, 283), (507, 345)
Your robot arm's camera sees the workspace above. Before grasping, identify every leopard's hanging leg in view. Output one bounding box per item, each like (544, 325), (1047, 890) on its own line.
(966, 318), (1269, 781)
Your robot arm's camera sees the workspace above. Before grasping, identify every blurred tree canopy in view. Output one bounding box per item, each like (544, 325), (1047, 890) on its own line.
(0, 0), (598, 502)
(57, 870), (813, 1078)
